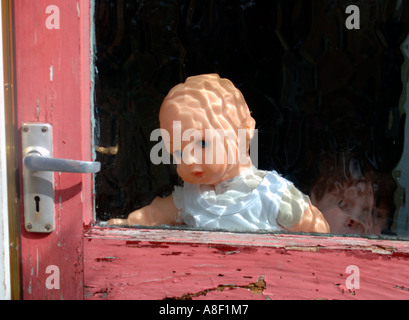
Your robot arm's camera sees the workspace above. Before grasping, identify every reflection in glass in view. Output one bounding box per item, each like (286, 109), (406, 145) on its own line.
(93, 0), (409, 237)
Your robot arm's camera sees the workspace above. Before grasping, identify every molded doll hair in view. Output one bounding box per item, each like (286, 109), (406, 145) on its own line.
(160, 73), (253, 132)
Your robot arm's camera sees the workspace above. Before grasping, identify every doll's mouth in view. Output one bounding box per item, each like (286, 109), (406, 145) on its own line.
(192, 171), (205, 178)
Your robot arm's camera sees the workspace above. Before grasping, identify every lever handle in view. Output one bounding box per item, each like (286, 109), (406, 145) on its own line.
(21, 122), (100, 233)
(24, 152), (101, 173)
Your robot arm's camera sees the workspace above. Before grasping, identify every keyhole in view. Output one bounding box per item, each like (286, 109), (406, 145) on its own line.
(34, 196), (40, 213)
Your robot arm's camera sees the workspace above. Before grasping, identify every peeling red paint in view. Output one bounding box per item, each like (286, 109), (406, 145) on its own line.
(84, 227), (409, 300)
(164, 276), (266, 300)
(210, 244), (258, 255)
(95, 257), (117, 263)
(394, 285), (409, 292)
(161, 252), (183, 256)
(125, 241), (171, 249)
(13, 0), (409, 301)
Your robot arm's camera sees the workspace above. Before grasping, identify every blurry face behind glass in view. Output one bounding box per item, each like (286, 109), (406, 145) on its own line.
(312, 181), (377, 235)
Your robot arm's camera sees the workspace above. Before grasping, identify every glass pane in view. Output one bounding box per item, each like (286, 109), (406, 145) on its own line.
(93, 0), (409, 237)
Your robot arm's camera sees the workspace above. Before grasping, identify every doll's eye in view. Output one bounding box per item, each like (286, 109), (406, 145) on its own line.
(198, 140), (209, 148)
(338, 198), (350, 212)
(338, 199), (344, 209)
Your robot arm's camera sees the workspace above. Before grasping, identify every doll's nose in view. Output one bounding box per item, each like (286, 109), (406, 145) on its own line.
(344, 218), (366, 234)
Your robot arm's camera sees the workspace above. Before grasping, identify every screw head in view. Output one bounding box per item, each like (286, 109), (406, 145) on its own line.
(26, 223), (32, 230)
(45, 224), (52, 231)
(23, 127), (29, 132)
(42, 127), (48, 133)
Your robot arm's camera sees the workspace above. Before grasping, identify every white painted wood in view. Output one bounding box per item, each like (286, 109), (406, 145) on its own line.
(0, 2), (11, 300)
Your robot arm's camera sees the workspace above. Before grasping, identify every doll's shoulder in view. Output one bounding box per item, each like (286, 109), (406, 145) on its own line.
(262, 170), (293, 192)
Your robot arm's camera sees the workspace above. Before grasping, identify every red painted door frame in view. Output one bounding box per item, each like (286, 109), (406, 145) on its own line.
(14, 0), (92, 299)
(13, 0), (409, 300)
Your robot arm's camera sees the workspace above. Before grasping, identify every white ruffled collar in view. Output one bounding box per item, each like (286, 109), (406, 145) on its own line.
(199, 166), (266, 206)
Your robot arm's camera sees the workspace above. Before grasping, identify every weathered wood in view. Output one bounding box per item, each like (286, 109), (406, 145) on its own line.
(84, 227), (409, 300)
(13, 0), (409, 301)
(15, 0), (92, 300)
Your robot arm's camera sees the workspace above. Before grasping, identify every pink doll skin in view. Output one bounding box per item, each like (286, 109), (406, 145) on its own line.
(108, 74), (330, 233)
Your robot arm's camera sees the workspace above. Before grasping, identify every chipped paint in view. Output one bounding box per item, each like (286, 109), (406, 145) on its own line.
(36, 247), (39, 278)
(16, 0), (92, 300)
(164, 276), (266, 300)
(36, 98), (40, 119)
(49, 64), (53, 82)
(284, 246), (322, 252)
(84, 228), (409, 300)
(14, 0), (409, 300)
(95, 257), (117, 263)
(394, 285), (409, 291)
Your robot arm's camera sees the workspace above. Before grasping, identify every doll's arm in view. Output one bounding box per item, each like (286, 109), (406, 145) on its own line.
(277, 185), (330, 233)
(107, 195), (182, 227)
(286, 200), (330, 233)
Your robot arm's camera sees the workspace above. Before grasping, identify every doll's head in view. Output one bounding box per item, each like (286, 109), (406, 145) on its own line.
(311, 153), (395, 235)
(159, 74), (256, 186)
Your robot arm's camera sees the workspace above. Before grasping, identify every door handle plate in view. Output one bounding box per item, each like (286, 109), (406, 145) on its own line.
(21, 123), (101, 233)
(22, 123), (55, 233)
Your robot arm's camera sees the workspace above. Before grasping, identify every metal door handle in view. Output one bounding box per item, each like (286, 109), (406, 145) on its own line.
(24, 152), (101, 173)
(21, 123), (100, 233)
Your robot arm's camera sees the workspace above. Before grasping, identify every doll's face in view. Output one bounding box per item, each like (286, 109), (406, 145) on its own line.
(159, 74), (255, 186)
(160, 106), (248, 186)
(312, 181), (375, 234)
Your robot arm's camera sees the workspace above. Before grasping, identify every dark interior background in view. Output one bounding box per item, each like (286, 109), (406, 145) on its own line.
(93, 0), (409, 226)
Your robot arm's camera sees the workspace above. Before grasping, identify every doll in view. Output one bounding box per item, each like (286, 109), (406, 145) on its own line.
(311, 154), (394, 235)
(108, 74), (329, 233)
